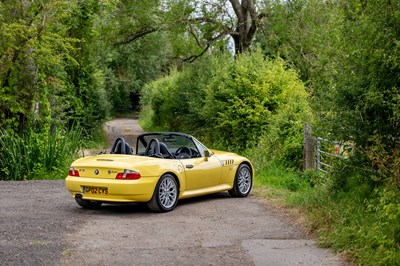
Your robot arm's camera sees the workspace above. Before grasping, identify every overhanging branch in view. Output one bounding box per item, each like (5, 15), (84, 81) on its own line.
(114, 26), (158, 46)
(186, 17), (237, 36)
(177, 44), (210, 63)
(247, 12), (267, 40)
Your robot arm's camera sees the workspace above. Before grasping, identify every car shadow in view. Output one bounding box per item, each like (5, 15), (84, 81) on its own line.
(79, 192), (232, 215)
(178, 191), (231, 206)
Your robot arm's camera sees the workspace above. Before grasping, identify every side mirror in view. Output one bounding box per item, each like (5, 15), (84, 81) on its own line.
(203, 150), (210, 161)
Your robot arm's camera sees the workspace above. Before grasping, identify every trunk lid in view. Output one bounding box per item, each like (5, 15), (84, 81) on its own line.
(71, 154), (150, 179)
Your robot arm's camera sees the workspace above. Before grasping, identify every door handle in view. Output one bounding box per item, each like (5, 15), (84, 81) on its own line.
(186, 164), (194, 169)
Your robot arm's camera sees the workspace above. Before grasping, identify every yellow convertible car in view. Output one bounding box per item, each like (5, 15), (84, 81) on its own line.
(65, 132), (253, 212)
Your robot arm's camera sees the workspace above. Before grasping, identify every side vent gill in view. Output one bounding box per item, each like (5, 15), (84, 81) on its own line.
(223, 160), (234, 166)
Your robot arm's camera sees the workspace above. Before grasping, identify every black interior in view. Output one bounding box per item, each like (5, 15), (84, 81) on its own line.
(110, 137), (133, 155)
(109, 133), (202, 159)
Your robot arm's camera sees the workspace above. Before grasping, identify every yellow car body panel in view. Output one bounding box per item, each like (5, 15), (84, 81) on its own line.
(182, 155), (222, 190)
(65, 133), (254, 210)
(66, 154), (187, 202)
(65, 176), (159, 202)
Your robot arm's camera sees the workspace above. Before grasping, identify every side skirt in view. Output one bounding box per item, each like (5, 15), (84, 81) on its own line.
(179, 184), (232, 199)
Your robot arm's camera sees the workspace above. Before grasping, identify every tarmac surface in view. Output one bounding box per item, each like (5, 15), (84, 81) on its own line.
(0, 119), (349, 265)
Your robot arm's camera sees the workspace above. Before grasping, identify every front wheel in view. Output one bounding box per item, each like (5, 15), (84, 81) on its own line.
(75, 196), (102, 209)
(229, 164), (252, 197)
(147, 174), (179, 212)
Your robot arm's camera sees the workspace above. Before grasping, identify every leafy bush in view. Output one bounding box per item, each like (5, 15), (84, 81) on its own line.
(303, 183), (400, 265)
(141, 61), (211, 136)
(141, 51), (312, 169)
(0, 128), (82, 180)
(246, 73), (312, 169)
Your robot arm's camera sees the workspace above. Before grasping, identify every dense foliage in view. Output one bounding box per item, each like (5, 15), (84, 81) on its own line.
(141, 51), (312, 168)
(0, 128), (81, 180)
(0, 0), (174, 134)
(0, 0), (173, 180)
(261, 0), (400, 172)
(0, 1), (110, 133)
(257, 0), (400, 264)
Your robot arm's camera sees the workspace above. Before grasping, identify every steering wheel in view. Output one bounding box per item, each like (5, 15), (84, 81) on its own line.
(175, 147), (192, 159)
(189, 148), (199, 157)
(144, 138), (162, 157)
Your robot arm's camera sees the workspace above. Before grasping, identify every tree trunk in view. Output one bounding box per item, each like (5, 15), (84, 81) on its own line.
(229, 0), (265, 54)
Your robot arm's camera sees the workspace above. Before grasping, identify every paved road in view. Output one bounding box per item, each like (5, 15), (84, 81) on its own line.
(0, 181), (345, 266)
(0, 119), (348, 265)
(104, 118), (145, 151)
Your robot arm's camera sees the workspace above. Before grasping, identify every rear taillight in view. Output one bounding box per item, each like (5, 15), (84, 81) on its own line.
(116, 169), (141, 180)
(69, 167), (80, 177)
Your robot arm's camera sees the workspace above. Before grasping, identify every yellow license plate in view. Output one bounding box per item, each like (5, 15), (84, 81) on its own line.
(83, 186), (108, 195)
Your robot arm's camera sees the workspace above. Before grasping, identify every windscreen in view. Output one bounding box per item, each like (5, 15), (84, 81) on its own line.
(136, 133), (197, 154)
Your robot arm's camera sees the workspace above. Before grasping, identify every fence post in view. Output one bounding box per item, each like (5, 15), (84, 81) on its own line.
(316, 137), (321, 172)
(303, 124), (316, 170)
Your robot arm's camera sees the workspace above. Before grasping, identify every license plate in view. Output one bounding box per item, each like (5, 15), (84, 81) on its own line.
(83, 186), (108, 195)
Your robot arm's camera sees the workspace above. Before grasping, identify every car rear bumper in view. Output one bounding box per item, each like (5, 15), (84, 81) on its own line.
(65, 176), (159, 202)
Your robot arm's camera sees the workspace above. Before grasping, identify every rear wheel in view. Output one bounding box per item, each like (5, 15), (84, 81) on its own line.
(75, 196), (102, 209)
(147, 174), (178, 212)
(229, 164), (252, 197)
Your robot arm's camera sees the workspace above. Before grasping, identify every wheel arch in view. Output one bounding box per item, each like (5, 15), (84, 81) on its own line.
(238, 160), (254, 175)
(229, 160), (253, 197)
(161, 171), (181, 191)
(147, 171), (180, 212)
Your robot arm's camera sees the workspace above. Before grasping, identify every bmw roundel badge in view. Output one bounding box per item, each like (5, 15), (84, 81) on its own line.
(94, 169), (99, 175)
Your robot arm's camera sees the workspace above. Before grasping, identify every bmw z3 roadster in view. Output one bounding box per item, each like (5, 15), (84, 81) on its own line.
(65, 132), (253, 212)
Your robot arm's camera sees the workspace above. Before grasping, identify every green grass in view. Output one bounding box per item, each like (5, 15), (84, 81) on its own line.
(303, 185), (400, 265)
(82, 125), (109, 149)
(253, 163), (316, 206)
(0, 128), (83, 181)
(255, 164), (309, 191)
(253, 162), (400, 265)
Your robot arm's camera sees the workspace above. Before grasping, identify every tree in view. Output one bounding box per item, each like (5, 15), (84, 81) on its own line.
(0, 0), (80, 132)
(258, 0), (400, 186)
(229, 0), (267, 53)
(175, 0), (267, 55)
(96, 0), (173, 112)
(114, 0), (266, 60)
(0, 0), (113, 134)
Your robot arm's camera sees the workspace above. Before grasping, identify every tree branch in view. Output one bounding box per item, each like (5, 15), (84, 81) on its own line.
(247, 0), (257, 19)
(247, 12), (267, 41)
(177, 44), (210, 63)
(228, 0), (244, 23)
(186, 17), (237, 36)
(186, 17), (239, 38)
(189, 26), (204, 48)
(114, 26), (158, 46)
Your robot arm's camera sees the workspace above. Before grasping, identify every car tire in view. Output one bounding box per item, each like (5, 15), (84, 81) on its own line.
(229, 164), (252, 197)
(75, 196), (102, 209)
(147, 174), (179, 212)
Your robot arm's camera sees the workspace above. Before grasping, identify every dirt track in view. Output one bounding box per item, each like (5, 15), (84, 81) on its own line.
(104, 118), (145, 151)
(0, 119), (348, 265)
